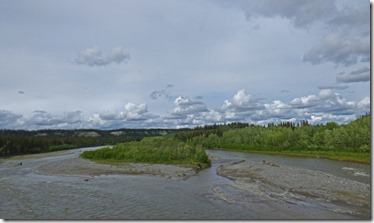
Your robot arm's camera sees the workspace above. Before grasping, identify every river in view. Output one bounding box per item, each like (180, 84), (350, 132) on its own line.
(0, 147), (370, 220)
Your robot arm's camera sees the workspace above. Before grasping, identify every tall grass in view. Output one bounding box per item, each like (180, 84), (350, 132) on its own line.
(81, 137), (210, 169)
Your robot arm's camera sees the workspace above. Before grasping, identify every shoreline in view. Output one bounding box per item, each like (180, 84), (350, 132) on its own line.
(209, 147), (370, 164)
(216, 159), (370, 219)
(35, 156), (199, 180)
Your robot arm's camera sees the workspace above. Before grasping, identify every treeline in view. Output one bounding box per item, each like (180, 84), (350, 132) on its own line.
(175, 115), (371, 163)
(175, 122), (249, 142)
(0, 128), (179, 157)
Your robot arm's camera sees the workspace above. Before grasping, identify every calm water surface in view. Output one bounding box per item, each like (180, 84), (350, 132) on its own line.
(0, 147), (370, 220)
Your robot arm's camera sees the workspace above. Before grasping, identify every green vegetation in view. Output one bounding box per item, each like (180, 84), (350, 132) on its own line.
(1, 116), (369, 165)
(175, 115), (370, 164)
(0, 128), (180, 157)
(81, 137), (210, 169)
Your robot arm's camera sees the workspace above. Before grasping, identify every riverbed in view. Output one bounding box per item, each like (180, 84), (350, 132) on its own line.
(0, 147), (370, 220)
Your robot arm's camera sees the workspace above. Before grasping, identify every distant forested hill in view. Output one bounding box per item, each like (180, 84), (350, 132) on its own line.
(0, 128), (181, 157)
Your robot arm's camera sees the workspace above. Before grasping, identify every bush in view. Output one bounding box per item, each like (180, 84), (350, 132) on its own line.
(81, 137), (210, 169)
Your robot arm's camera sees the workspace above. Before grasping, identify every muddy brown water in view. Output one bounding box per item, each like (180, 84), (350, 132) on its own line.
(0, 147), (370, 220)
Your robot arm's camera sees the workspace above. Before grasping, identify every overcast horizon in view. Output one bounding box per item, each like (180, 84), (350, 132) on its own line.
(0, 0), (371, 130)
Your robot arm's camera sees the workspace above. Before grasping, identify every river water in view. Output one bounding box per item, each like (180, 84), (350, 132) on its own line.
(0, 147), (370, 220)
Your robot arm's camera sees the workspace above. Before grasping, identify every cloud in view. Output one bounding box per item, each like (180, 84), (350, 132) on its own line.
(74, 47), (130, 67)
(241, 0), (337, 28)
(165, 97), (208, 119)
(357, 97), (370, 110)
(222, 89), (265, 111)
(88, 103), (159, 129)
(123, 103), (152, 121)
(328, 8), (369, 34)
(0, 110), (23, 128)
(100, 103), (156, 122)
(0, 89), (370, 129)
(26, 111), (84, 128)
(219, 89), (266, 122)
(150, 90), (173, 100)
(303, 34), (370, 67)
(234, 0), (369, 68)
(318, 85), (349, 90)
(150, 85), (175, 100)
(336, 67), (370, 83)
(290, 89), (358, 115)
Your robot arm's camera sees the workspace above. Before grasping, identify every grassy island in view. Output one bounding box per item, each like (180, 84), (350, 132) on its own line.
(81, 137), (211, 169)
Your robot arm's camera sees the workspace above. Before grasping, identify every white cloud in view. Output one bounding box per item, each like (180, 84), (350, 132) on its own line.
(74, 47), (130, 67)
(290, 89), (361, 116)
(357, 97), (370, 110)
(123, 103), (152, 121)
(222, 89), (265, 111)
(167, 97), (208, 118)
(0, 87), (369, 129)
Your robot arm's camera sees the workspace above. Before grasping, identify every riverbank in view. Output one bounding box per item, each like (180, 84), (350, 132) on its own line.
(217, 159), (371, 219)
(35, 155), (199, 180)
(210, 147), (370, 164)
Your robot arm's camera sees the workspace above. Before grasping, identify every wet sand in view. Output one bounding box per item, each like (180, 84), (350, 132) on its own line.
(36, 156), (198, 180)
(217, 159), (371, 218)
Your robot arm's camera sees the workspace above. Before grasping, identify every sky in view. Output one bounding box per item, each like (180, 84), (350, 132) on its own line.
(0, 0), (371, 130)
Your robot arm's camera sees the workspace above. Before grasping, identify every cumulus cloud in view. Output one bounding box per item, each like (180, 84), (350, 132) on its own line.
(0, 88), (370, 129)
(169, 97), (208, 117)
(74, 47), (130, 67)
(222, 89), (265, 111)
(88, 103), (159, 129)
(241, 0), (337, 28)
(99, 103), (156, 122)
(336, 67), (370, 83)
(123, 103), (151, 121)
(290, 89), (358, 115)
(303, 34), (369, 67)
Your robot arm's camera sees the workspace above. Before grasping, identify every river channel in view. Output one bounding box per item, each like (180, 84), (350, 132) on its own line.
(0, 147), (370, 220)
